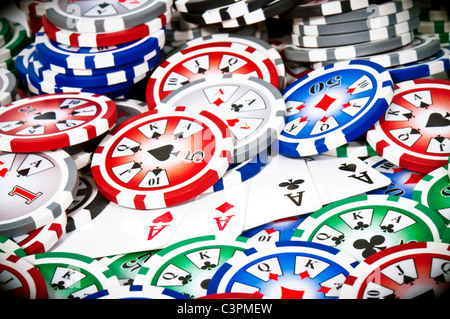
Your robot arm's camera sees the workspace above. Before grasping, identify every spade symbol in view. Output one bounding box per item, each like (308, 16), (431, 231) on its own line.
(147, 145), (179, 161)
(339, 163), (357, 172)
(34, 112), (56, 120)
(425, 112), (450, 128)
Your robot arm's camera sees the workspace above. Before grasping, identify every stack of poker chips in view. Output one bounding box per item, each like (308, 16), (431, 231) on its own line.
(0, 18), (30, 76)
(15, 0), (170, 99)
(17, 0), (50, 36)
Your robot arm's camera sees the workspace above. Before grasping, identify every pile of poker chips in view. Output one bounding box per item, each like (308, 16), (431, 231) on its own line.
(0, 0), (450, 301)
(15, 0), (170, 99)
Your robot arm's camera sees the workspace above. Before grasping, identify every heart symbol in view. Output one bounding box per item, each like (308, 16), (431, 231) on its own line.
(226, 119), (240, 127)
(152, 211), (173, 223)
(0, 167), (7, 178)
(426, 112), (450, 128)
(339, 163), (357, 172)
(34, 112), (57, 120)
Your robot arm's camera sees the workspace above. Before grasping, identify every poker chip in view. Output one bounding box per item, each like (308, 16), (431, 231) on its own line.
(146, 37), (284, 109)
(291, 195), (447, 262)
(42, 9), (172, 48)
(207, 240), (358, 299)
(278, 60), (394, 157)
(388, 46), (450, 82)
(199, 0), (298, 29)
(340, 241), (450, 299)
(0, 22), (30, 63)
(45, 0), (173, 33)
(412, 165), (450, 224)
(0, 252), (48, 299)
(65, 169), (109, 233)
(133, 235), (257, 299)
(83, 284), (190, 299)
(157, 74), (285, 163)
(290, 0), (418, 25)
(90, 106), (233, 209)
(0, 68), (18, 106)
(24, 251), (121, 299)
(0, 150), (78, 238)
(280, 0), (370, 19)
(364, 155), (425, 199)
(292, 6), (420, 36)
(283, 31), (414, 63)
(10, 212), (67, 255)
(0, 92), (117, 153)
(34, 28), (166, 70)
(0, 17), (13, 47)
(291, 16), (420, 48)
(366, 79), (450, 174)
(0, 235), (26, 257)
(99, 250), (158, 286)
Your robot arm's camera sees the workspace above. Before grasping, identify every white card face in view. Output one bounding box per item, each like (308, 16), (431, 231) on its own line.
(50, 201), (193, 258)
(305, 155), (392, 205)
(244, 154), (323, 230)
(166, 182), (250, 245)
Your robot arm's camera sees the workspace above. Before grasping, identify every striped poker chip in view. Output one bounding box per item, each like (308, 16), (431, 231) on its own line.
(412, 165), (450, 224)
(34, 28), (166, 70)
(0, 252), (48, 299)
(24, 251), (121, 299)
(0, 68), (18, 106)
(45, 0), (173, 33)
(366, 79), (450, 174)
(0, 150), (78, 238)
(0, 235), (26, 257)
(65, 169), (109, 233)
(280, 0), (370, 18)
(0, 92), (117, 153)
(157, 74), (286, 164)
(10, 212), (67, 255)
(91, 106), (234, 210)
(42, 9), (172, 48)
(84, 284), (190, 299)
(278, 60), (394, 157)
(291, 16), (420, 48)
(283, 31), (414, 62)
(388, 46), (450, 82)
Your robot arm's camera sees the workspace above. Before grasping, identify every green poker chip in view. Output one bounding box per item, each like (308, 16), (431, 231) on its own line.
(133, 235), (257, 299)
(412, 165), (450, 224)
(99, 250), (159, 286)
(0, 18), (13, 47)
(0, 21), (30, 63)
(291, 194), (447, 262)
(24, 251), (121, 299)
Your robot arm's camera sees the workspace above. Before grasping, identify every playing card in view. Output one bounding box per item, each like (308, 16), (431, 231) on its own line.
(305, 155), (392, 204)
(167, 181), (250, 244)
(244, 154), (322, 230)
(50, 200), (193, 258)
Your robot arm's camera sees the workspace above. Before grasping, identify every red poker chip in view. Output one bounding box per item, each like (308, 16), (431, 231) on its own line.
(0, 93), (117, 153)
(367, 79), (450, 174)
(91, 106), (233, 210)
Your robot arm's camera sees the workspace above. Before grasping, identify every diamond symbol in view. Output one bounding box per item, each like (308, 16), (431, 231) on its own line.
(215, 202), (234, 213)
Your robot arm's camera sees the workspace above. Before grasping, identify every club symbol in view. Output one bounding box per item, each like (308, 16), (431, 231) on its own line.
(279, 179), (304, 190)
(200, 261), (217, 271)
(353, 235), (387, 259)
(178, 274), (192, 285)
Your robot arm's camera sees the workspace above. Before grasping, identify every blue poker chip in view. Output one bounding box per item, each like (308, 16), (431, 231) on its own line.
(364, 155), (426, 199)
(26, 53), (145, 97)
(30, 49), (163, 88)
(34, 27), (166, 70)
(83, 284), (190, 299)
(278, 60), (394, 157)
(207, 240), (358, 299)
(388, 46), (450, 82)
